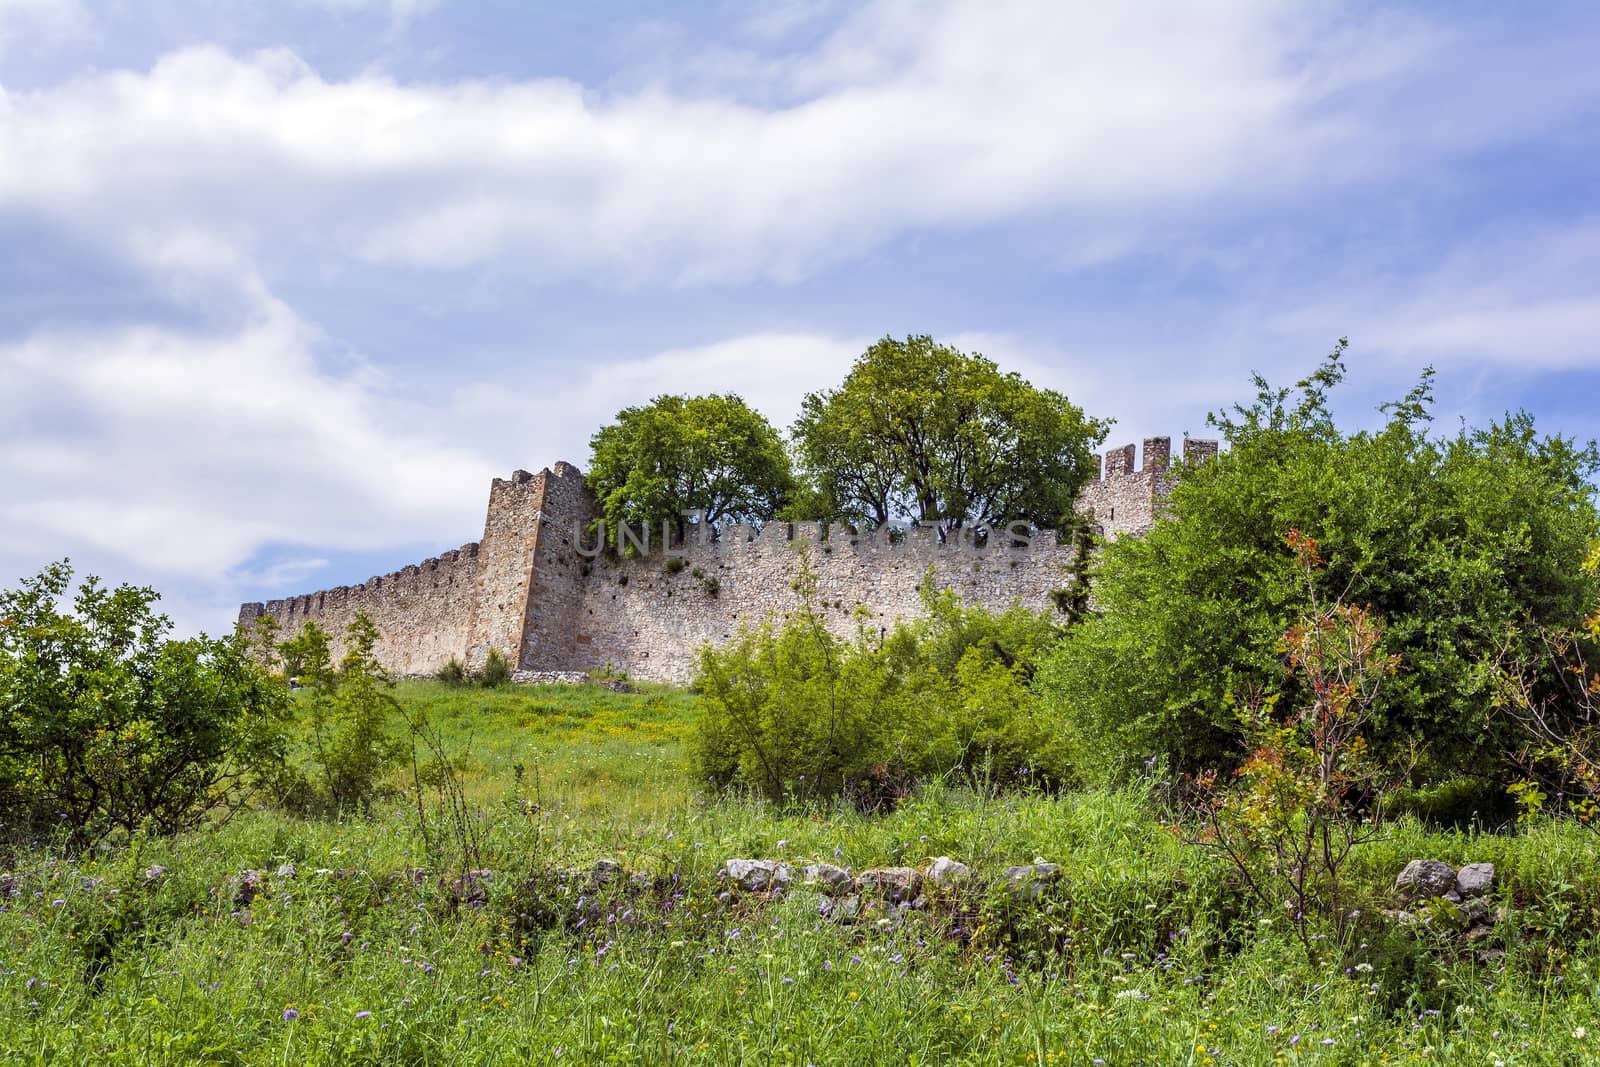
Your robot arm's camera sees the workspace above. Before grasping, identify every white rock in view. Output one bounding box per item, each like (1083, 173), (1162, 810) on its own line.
(1455, 862), (1494, 899)
(722, 859), (793, 892)
(856, 867), (923, 901)
(926, 856), (972, 886)
(802, 863), (854, 895)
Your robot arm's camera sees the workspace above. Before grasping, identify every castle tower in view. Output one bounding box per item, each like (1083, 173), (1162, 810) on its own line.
(1074, 435), (1217, 538)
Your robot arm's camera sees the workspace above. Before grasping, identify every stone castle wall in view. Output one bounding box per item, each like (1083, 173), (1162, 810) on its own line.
(238, 436), (1210, 682)
(237, 542), (482, 677)
(571, 523), (1080, 683)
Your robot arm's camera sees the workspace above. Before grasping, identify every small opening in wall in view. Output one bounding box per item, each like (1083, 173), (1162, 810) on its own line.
(1109, 507), (1115, 521)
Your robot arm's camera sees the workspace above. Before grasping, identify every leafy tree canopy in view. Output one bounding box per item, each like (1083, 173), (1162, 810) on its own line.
(792, 335), (1108, 532)
(587, 393), (795, 548)
(1036, 343), (1600, 785)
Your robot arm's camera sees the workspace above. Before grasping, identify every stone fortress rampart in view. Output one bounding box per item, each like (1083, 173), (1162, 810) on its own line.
(238, 436), (1210, 683)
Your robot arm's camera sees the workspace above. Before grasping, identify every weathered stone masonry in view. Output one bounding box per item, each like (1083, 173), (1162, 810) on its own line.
(238, 437), (1209, 683)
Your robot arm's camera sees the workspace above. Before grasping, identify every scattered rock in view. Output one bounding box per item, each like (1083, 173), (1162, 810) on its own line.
(828, 895), (862, 921)
(926, 857), (972, 887)
(803, 863), (855, 895)
(627, 871), (655, 891)
(451, 869), (494, 908)
(142, 865), (168, 884)
(1395, 860), (1457, 900)
(1456, 863), (1494, 899)
(1460, 897), (1492, 924)
(274, 863), (298, 880)
(721, 859), (793, 893)
(235, 869), (267, 907)
(590, 859), (623, 885)
(1003, 863), (1061, 898)
(857, 867), (923, 901)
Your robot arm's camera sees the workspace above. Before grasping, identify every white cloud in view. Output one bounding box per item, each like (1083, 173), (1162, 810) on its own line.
(1273, 222), (1600, 371)
(443, 332), (868, 473)
(441, 327), (1241, 488)
(0, 299), (494, 589)
(2, 4), (1587, 286)
(4, 1), (1596, 633)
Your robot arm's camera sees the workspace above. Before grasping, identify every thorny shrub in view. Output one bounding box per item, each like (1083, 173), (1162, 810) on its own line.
(1187, 530), (1401, 959)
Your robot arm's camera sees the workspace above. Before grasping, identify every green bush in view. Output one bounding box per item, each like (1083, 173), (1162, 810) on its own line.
(693, 580), (902, 801)
(1388, 776), (1519, 829)
(436, 656), (468, 685)
(693, 560), (1067, 801)
(1037, 347), (1600, 784)
(887, 583), (1072, 787)
(479, 647), (512, 688)
(294, 612), (407, 810)
(0, 561), (292, 847)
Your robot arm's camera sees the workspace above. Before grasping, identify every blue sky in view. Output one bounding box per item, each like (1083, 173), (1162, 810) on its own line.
(3, 0), (1598, 635)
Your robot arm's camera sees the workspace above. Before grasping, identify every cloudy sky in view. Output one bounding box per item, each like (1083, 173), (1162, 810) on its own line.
(3, 0), (1599, 635)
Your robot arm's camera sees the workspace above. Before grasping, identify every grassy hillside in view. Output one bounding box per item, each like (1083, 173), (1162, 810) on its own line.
(5, 680), (1600, 1065)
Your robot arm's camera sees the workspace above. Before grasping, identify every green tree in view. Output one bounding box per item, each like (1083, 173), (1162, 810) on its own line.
(793, 335), (1107, 531)
(1036, 345), (1600, 784)
(587, 393), (795, 550)
(0, 561), (292, 846)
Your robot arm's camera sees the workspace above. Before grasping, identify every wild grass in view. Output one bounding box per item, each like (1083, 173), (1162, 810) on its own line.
(4, 681), (1600, 1064)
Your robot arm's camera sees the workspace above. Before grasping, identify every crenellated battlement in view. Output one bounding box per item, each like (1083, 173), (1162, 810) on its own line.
(1085, 435), (1217, 483)
(1076, 434), (1216, 538)
(240, 445), (1204, 682)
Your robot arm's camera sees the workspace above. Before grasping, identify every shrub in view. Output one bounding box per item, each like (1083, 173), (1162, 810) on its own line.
(1387, 776), (1518, 829)
(277, 620), (334, 688)
(1185, 530), (1400, 958)
(436, 656), (469, 685)
(0, 561), (292, 847)
(890, 579), (1072, 786)
(1495, 541), (1600, 827)
(693, 568), (905, 801)
(479, 648), (513, 688)
(1038, 347), (1600, 784)
(298, 611), (407, 810)
(692, 559), (1068, 801)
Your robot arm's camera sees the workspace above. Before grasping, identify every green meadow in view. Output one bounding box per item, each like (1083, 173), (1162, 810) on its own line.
(5, 680), (1600, 1066)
